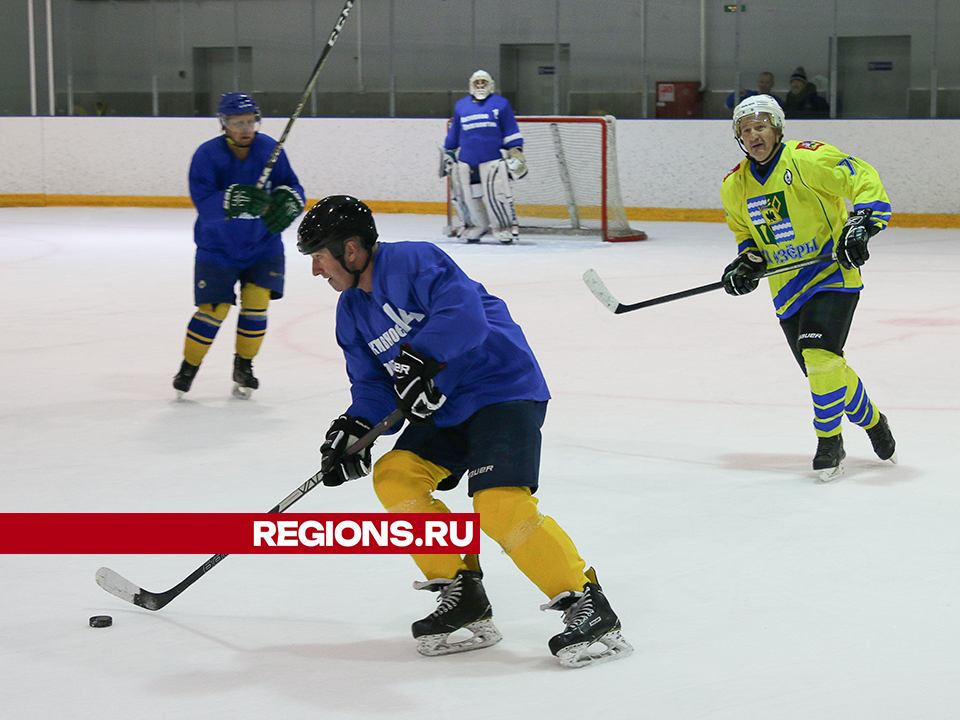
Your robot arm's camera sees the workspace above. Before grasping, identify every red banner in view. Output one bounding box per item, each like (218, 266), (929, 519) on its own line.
(0, 513), (481, 554)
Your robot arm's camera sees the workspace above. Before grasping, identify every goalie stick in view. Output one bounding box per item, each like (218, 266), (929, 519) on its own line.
(95, 407), (404, 612)
(583, 254), (834, 315)
(254, 0), (354, 190)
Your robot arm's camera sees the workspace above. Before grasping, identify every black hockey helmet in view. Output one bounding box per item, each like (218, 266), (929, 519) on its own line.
(297, 195), (379, 257)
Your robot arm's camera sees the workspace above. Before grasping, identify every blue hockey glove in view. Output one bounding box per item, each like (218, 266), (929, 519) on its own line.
(320, 414), (374, 487)
(263, 186), (305, 234)
(835, 208), (878, 270)
(223, 184), (271, 219)
(393, 345), (446, 424)
(722, 250), (766, 296)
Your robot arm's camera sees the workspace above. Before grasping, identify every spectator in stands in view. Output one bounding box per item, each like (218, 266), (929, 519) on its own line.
(784, 67), (829, 118)
(726, 71), (784, 110)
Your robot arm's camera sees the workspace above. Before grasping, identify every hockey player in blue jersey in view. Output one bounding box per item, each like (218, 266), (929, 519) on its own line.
(297, 195), (632, 668)
(441, 70), (527, 244)
(173, 92), (305, 399)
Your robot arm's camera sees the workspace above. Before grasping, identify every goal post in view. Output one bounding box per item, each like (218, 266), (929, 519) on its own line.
(445, 115), (646, 242)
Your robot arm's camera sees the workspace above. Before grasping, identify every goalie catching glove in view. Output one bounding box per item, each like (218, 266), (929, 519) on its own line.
(393, 344), (447, 424)
(835, 208), (878, 270)
(722, 250), (766, 296)
(263, 185), (305, 234)
(224, 184), (271, 219)
(320, 414), (375, 486)
(504, 147), (527, 179)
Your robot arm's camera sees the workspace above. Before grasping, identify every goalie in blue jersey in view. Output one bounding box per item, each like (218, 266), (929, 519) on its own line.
(440, 70), (527, 244)
(296, 195), (632, 668)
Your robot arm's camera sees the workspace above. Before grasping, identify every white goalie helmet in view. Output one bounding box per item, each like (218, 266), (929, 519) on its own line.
(732, 94), (785, 140)
(469, 70), (495, 100)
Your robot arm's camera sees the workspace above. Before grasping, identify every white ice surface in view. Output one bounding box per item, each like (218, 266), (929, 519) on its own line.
(2, 208), (959, 719)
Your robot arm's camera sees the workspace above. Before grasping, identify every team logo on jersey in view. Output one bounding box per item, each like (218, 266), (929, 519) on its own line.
(784, 169), (793, 185)
(761, 196), (784, 225)
(747, 191), (795, 246)
(796, 140), (824, 151)
(367, 303), (427, 369)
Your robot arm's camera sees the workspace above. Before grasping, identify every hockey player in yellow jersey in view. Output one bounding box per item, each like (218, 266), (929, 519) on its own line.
(720, 94), (896, 482)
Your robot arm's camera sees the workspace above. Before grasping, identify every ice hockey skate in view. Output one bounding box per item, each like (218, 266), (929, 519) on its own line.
(541, 574), (633, 669)
(172, 359), (199, 398)
(494, 226), (519, 244)
(232, 353), (259, 399)
(412, 569), (502, 656)
(462, 225), (489, 243)
(866, 413), (897, 464)
(813, 433), (845, 482)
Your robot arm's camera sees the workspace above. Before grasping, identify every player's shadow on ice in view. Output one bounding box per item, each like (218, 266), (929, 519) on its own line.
(716, 451), (919, 486)
(145, 614), (555, 713)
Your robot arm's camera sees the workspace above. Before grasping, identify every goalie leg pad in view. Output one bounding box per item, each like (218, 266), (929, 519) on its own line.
(473, 486), (590, 599)
(374, 450), (469, 581)
(449, 160), (472, 232)
(479, 159), (518, 233)
(456, 162), (489, 239)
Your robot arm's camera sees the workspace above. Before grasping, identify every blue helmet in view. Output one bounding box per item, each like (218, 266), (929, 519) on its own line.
(217, 92), (260, 118)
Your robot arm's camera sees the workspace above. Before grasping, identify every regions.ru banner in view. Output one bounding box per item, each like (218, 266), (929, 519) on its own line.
(0, 513), (480, 554)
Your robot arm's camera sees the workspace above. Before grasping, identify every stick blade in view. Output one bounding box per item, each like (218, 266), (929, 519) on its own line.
(96, 567), (164, 611)
(582, 269), (622, 313)
(96, 566), (141, 604)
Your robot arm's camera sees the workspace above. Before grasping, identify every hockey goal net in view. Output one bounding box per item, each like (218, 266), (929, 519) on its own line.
(447, 115), (646, 242)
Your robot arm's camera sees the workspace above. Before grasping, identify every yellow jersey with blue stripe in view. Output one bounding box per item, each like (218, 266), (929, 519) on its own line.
(721, 140), (891, 319)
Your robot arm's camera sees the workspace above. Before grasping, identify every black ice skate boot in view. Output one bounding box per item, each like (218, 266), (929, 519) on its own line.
(173, 359), (199, 398)
(411, 569), (502, 656)
(865, 413), (898, 464)
(541, 570), (633, 669)
(813, 433), (846, 482)
(232, 354), (259, 399)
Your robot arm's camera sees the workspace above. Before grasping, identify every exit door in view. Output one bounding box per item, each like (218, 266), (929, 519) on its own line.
(500, 44), (570, 115)
(836, 35), (910, 118)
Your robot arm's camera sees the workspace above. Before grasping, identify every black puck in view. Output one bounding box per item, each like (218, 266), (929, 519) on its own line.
(89, 615), (113, 628)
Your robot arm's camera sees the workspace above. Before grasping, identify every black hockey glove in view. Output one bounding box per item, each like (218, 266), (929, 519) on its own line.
(722, 250), (766, 296)
(223, 184), (271, 219)
(835, 208), (879, 270)
(319, 414), (374, 487)
(393, 344), (447, 424)
(263, 186), (305, 234)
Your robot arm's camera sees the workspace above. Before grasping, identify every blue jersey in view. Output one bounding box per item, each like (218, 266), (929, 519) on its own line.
(188, 133), (304, 268)
(444, 94), (523, 166)
(334, 241), (550, 428)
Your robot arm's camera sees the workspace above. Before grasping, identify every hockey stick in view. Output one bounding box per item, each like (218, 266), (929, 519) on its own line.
(254, 0), (354, 190)
(95, 407), (404, 611)
(583, 254), (834, 315)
